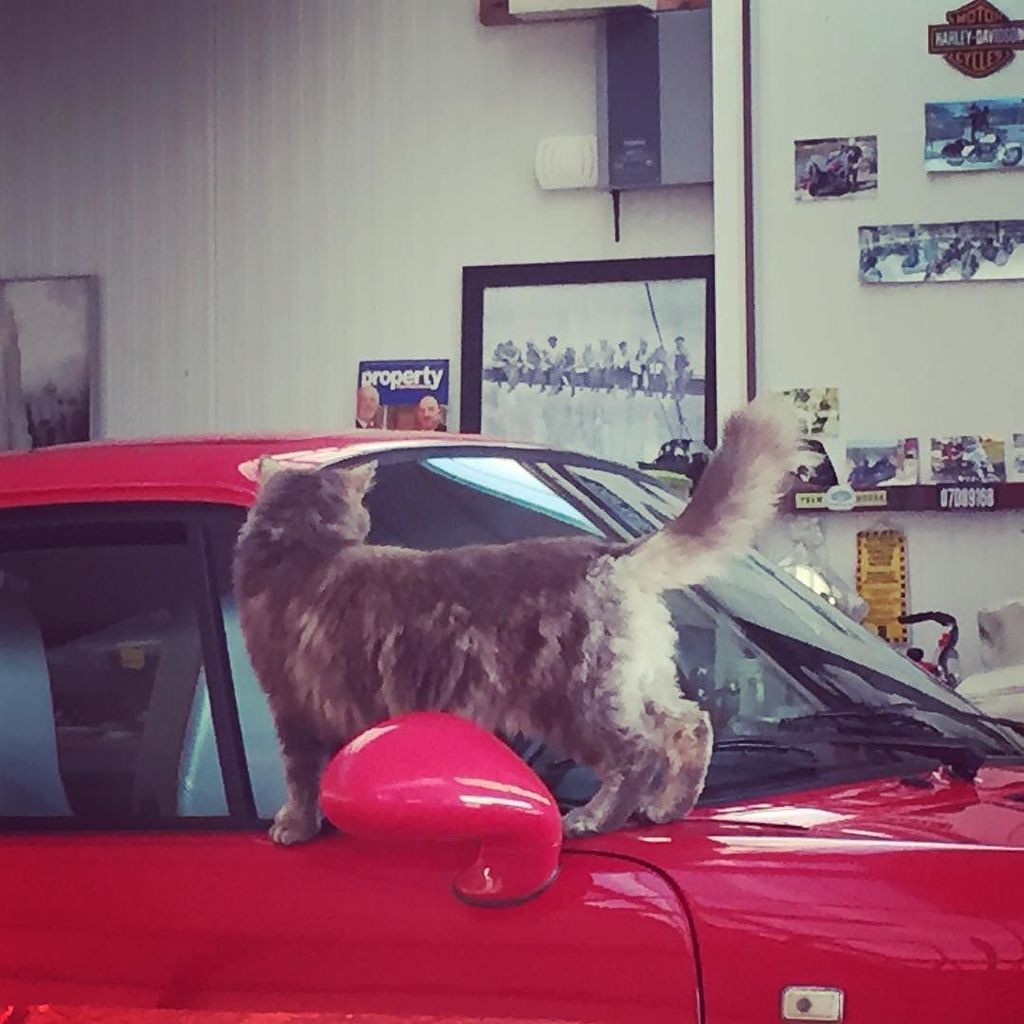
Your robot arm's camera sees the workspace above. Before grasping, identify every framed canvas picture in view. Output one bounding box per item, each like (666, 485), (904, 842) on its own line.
(460, 257), (715, 468)
(0, 275), (99, 451)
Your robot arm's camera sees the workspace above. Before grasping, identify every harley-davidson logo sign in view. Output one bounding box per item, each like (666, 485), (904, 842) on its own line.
(928, 0), (1024, 77)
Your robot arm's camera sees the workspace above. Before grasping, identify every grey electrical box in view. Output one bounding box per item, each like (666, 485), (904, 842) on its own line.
(596, 8), (713, 189)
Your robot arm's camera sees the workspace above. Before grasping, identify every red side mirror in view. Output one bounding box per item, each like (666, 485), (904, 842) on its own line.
(320, 712), (563, 907)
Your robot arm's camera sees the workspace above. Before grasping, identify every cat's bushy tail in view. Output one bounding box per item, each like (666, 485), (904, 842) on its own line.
(619, 395), (797, 591)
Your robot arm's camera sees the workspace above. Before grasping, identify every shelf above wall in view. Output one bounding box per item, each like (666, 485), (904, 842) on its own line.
(479, 0), (706, 26)
(785, 482), (1024, 515)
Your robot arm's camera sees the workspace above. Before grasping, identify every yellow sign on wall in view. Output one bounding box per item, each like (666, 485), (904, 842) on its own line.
(855, 529), (908, 643)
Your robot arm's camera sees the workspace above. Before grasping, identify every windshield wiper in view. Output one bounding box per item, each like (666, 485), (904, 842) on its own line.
(904, 703), (1024, 757)
(779, 705), (943, 737)
(703, 738), (825, 797)
(778, 707), (986, 780)
(711, 738), (826, 784)
(714, 737), (819, 759)
(985, 715), (1024, 741)
(780, 701), (1024, 757)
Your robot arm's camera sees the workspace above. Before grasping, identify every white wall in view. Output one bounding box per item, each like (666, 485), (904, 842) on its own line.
(0, 0), (712, 437)
(752, 0), (1024, 671)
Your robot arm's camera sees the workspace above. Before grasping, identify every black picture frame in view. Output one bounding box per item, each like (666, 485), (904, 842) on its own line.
(460, 256), (716, 459)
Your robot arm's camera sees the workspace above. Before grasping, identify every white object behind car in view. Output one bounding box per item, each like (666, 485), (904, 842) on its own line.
(960, 664), (1024, 723)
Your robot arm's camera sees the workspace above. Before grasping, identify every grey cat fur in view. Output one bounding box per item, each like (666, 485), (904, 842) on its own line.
(234, 396), (797, 845)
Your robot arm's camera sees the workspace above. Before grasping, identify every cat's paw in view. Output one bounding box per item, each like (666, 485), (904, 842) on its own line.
(633, 804), (674, 826)
(269, 805), (321, 845)
(561, 807), (602, 838)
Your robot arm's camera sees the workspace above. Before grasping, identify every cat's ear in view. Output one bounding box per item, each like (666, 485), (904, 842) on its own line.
(257, 456), (286, 484)
(342, 461), (376, 497)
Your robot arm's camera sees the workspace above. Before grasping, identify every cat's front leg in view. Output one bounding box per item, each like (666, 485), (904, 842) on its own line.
(561, 757), (663, 838)
(269, 731), (328, 845)
(270, 800), (321, 846)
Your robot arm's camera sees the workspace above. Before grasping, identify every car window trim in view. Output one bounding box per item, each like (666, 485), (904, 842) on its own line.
(0, 502), (256, 829)
(526, 463), (629, 539)
(545, 464), (655, 539)
(190, 518), (257, 821)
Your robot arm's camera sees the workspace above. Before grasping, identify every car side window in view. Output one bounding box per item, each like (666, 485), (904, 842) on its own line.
(0, 521), (227, 821)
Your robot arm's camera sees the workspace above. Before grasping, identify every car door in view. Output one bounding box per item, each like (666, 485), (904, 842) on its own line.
(0, 501), (701, 1023)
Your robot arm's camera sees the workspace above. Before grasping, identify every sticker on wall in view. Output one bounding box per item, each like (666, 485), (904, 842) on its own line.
(855, 529), (909, 644)
(846, 438), (920, 489)
(356, 359), (450, 432)
(1011, 433), (1024, 479)
(931, 434), (1006, 483)
(795, 489), (888, 511)
(937, 483), (997, 509)
(925, 97), (1024, 171)
(784, 438), (840, 499)
(779, 387), (840, 437)
(928, 1), (1024, 79)
(794, 135), (878, 200)
(859, 220), (1024, 283)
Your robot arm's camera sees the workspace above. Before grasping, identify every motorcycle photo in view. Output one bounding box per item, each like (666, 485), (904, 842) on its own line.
(799, 144), (865, 198)
(938, 104), (1023, 169)
(941, 129), (1023, 168)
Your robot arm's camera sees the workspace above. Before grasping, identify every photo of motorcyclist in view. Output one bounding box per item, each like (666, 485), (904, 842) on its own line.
(925, 232), (968, 281)
(931, 435), (1006, 484)
(959, 436), (996, 479)
(927, 97), (1023, 171)
(805, 144), (858, 194)
(849, 454), (896, 489)
(843, 143), (863, 186)
(846, 439), (919, 489)
(980, 235), (1000, 263)
(967, 102), (991, 143)
(860, 253), (883, 282)
(795, 134), (877, 199)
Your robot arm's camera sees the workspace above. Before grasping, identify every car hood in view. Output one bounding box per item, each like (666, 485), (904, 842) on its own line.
(579, 764), (1024, 1024)
(694, 762), (1024, 847)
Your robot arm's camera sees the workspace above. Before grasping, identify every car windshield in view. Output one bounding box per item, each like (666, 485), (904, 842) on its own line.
(222, 447), (1024, 819)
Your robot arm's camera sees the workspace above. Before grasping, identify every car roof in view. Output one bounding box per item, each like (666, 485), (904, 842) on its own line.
(0, 431), (543, 510)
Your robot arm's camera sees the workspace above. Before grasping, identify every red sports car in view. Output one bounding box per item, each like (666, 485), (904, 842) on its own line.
(1, 432), (1022, 1024)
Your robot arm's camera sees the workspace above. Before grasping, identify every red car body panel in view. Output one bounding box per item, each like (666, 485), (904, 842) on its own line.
(1, 835), (699, 1022)
(597, 770), (1024, 1023)
(0, 433), (530, 510)
(2, 436), (1023, 1022)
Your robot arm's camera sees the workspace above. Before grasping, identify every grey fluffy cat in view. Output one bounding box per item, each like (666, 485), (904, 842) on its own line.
(234, 397), (795, 845)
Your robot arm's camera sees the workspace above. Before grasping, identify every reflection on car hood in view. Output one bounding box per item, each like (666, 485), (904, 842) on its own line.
(698, 764), (1024, 847)
(575, 764), (1024, 856)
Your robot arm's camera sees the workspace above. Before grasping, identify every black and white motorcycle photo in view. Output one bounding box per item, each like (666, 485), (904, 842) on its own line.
(925, 99), (1024, 174)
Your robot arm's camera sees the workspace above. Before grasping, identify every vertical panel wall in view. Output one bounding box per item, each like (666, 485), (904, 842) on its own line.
(0, 0), (713, 436)
(751, 0), (1024, 671)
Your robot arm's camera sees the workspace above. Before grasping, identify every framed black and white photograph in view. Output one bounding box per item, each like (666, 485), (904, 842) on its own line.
(461, 257), (715, 467)
(0, 275), (99, 451)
